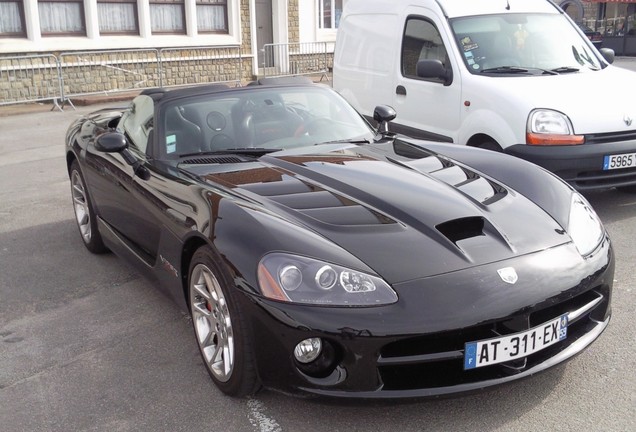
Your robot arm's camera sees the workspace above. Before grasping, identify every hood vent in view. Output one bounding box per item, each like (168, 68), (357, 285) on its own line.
(240, 176), (395, 226)
(181, 156), (246, 165)
(436, 217), (485, 244)
(411, 158), (507, 205)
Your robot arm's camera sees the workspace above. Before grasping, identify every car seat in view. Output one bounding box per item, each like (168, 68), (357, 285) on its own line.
(164, 106), (203, 157)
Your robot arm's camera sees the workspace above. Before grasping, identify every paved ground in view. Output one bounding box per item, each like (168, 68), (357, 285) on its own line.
(1, 65), (635, 432)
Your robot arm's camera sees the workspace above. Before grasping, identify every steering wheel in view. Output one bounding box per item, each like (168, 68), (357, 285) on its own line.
(294, 117), (334, 137)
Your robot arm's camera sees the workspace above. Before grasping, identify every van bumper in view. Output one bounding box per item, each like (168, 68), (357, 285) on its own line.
(505, 141), (636, 191)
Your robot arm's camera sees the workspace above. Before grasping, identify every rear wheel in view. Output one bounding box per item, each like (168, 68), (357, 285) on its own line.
(188, 246), (259, 397)
(70, 160), (108, 254)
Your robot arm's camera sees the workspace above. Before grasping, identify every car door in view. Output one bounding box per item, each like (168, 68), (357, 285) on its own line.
(392, 9), (462, 143)
(84, 95), (162, 263)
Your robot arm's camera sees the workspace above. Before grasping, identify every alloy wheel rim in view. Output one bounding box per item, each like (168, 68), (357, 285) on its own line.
(71, 170), (91, 243)
(190, 264), (234, 382)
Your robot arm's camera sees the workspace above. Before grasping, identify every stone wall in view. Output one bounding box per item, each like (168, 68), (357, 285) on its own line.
(240, 0), (253, 56)
(288, 0), (300, 44)
(0, 55), (61, 105)
(0, 48), (253, 104)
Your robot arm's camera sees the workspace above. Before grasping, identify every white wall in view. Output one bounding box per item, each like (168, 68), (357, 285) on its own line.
(298, 0), (347, 43)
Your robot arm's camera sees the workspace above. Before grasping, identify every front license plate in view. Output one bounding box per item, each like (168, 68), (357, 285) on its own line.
(603, 153), (636, 170)
(464, 314), (568, 370)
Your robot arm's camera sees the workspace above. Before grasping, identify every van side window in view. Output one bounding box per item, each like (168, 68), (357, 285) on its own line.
(401, 17), (448, 82)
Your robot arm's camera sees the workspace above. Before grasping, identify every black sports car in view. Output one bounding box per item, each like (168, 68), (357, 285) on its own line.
(65, 78), (612, 398)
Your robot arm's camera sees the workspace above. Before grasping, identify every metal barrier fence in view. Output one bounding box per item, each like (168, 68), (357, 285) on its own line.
(262, 42), (332, 81)
(58, 49), (162, 107)
(0, 46), (244, 108)
(0, 55), (63, 108)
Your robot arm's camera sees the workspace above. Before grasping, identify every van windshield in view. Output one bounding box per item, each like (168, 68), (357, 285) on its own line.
(450, 13), (603, 75)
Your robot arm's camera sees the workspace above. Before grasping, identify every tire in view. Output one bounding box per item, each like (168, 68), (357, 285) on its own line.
(69, 160), (108, 254)
(478, 140), (503, 152)
(188, 246), (259, 397)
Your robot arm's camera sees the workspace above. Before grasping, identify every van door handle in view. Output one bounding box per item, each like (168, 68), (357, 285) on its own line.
(396, 85), (407, 96)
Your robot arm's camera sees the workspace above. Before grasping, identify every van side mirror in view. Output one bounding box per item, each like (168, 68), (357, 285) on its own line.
(373, 105), (397, 135)
(599, 48), (615, 64)
(416, 59), (453, 86)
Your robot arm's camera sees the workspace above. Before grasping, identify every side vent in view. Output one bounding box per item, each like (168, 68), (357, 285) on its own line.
(436, 217), (485, 244)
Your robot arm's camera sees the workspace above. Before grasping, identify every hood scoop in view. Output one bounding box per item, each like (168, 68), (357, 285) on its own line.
(437, 217), (484, 244)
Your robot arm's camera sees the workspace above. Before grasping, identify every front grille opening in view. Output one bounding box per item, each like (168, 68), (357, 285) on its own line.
(381, 325), (494, 358)
(436, 217), (485, 244)
(585, 130), (636, 144)
(530, 289), (602, 327)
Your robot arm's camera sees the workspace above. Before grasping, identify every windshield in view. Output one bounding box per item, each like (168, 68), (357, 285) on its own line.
(160, 86), (374, 159)
(450, 13), (603, 74)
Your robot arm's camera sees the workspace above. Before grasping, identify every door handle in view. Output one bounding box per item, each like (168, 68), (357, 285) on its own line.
(396, 85), (407, 96)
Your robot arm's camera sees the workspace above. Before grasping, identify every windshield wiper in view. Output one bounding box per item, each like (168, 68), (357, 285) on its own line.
(179, 148), (279, 158)
(550, 66), (580, 74)
(316, 138), (372, 146)
(480, 66), (531, 74)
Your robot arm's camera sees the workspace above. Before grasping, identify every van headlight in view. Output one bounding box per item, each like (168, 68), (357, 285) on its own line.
(526, 109), (585, 145)
(257, 253), (398, 306)
(568, 193), (605, 256)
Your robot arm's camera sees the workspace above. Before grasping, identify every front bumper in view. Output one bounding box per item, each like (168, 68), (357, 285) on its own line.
(241, 241), (613, 398)
(505, 138), (636, 190)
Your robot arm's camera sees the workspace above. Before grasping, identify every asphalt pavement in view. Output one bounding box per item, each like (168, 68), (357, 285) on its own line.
(1, 62), (636, 432)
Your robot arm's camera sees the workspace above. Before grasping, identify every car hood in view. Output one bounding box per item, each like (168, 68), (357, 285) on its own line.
(488, 66), (636, 134)
(183, 143), (570, 283)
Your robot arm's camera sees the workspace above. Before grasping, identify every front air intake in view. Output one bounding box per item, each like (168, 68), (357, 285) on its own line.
(436, 217), (485, 244)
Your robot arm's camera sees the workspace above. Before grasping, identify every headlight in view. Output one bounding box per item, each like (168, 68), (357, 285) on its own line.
(257, 253), (398, 306)
(568, 193), (604, 256)
(526, 109), (584, 145)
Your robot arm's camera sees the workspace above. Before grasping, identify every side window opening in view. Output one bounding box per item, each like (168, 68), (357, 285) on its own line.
(401, 17), (449, 82)
(118, 95), (155, 155)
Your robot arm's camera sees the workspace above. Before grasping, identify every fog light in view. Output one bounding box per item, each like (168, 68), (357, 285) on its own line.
(294, 338), (322, 364)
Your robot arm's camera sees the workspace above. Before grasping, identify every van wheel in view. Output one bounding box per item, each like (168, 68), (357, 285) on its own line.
(478, 140), (503, 152)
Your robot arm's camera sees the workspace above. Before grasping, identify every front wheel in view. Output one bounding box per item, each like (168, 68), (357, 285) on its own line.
(477, 140), (503, 152)
(69, 160), (108, 254)
(188, 246), (259, 397)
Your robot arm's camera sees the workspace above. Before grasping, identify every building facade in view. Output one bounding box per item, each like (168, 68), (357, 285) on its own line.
(563, 0), (636, 55)
(0, 0), (348, 104)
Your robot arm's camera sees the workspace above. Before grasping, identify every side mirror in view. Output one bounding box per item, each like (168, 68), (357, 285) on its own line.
(373, 105), (397, 135)
(94, 131), (150, 180)
(416, 59), (453, 86)
(599, 48), (615, 64)
(95, 132), (128, 153)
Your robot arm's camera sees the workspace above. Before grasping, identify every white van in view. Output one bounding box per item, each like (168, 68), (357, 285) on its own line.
(333, 0), (636, 191)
